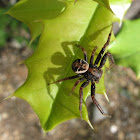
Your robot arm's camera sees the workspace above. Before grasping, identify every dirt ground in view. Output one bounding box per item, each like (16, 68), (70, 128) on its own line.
(0, 0), (140, 140)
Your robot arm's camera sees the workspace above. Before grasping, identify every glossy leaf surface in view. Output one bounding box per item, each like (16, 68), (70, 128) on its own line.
(8, 0), (131, 131)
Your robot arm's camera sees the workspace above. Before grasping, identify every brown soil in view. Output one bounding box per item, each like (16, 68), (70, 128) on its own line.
(0, 41), (140, 140)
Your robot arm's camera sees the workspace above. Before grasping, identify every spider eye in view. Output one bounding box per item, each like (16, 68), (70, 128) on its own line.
(72, 59), (89, 74)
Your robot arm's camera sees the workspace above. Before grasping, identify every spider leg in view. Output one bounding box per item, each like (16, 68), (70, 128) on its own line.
(76, 45), (88, 62)
(94, 26), (112, 65)
(79, 81), (89, 118)
(98, 52), (114, 69)
(74, 0), (77, 4)
(48, 74), (82, 85)
(91, 80), (111, 118)
(70, 77), (85, 96)
(90, 46), (98, 65)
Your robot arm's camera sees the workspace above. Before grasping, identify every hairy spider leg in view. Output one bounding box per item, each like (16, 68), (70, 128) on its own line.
(70, 77), (85, 95)
(94, 27), (112, 65)
(48, 74), (82, 85)
(90, 46), (98, 65)
(79, 81), (89, 118)
(91, 81), (111, 118)
(76, 45), (88, 62)
(98, 52), (114, 69)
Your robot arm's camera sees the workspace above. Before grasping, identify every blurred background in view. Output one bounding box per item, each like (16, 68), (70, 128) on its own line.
(0, 0), (140, 140)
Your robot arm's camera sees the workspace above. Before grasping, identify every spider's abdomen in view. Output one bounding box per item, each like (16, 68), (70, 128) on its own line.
(84, 67), (103, 82)
(72, 59), (89, 74)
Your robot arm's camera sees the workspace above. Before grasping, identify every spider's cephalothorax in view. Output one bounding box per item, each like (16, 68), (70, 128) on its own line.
(48, 27), (114, 118)
(72, 59), (89, 74)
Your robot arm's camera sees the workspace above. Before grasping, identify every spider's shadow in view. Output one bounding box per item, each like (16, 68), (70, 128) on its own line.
(43, 41), (79, 101)
(43, 25), (112, 114)
(43, 41), (83, 117)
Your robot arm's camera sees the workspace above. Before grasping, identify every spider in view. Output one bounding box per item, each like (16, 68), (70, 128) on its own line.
(48, 27), (114, 118)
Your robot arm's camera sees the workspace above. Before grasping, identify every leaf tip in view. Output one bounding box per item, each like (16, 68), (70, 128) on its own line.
(87, 120), (94, 130)
(28, 39), (33, 48)
(4, 11), (9, 15)
(3, 94), (14, 100)
(137, 71), (140, 79)
(103, 92), (110, 102)
(18, 61), (25, 65)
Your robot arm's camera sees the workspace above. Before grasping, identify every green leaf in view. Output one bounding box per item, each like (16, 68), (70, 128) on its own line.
(0, 9), (9, 47)
(109, 19), (140, 78)
(93, 0), (113, 13)
(7, 0), (131, 132)
(7, 0), (66, 43)
(110, 0), (131, 22)
(0, 29), (7, 47)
